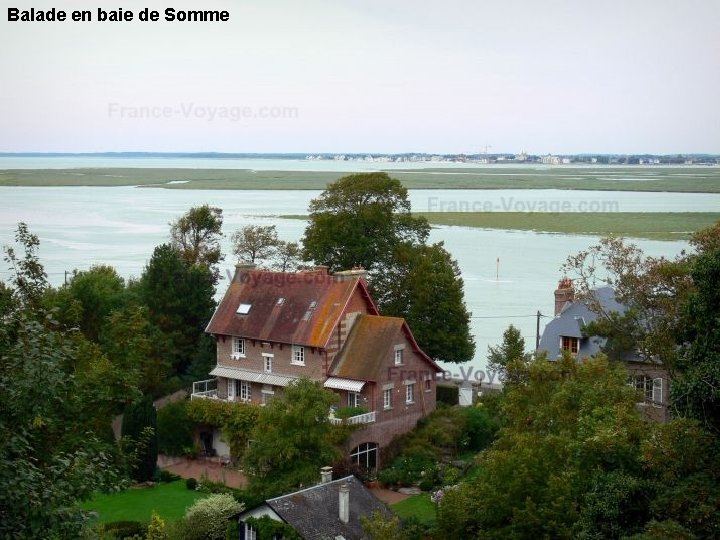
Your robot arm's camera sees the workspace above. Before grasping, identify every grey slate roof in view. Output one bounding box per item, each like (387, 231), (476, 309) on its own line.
(265, 476), (392, 540)
(538, 287), (626, 360)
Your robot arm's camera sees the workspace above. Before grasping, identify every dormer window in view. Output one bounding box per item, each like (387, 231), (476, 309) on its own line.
(561, 336), (579, 355)
(237, 303), (252, 315)
(394, 344), (405, 366)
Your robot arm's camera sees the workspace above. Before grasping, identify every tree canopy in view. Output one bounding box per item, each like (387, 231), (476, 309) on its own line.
(302, 172), (430, 271)
(301, 173), (474, 363)
(169, 204), (224, 281)
(243, 378), (341, 497)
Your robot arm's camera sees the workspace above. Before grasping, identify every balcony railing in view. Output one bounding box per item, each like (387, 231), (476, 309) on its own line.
(329, 411), (376, 426)
(191, 378), (218, 400)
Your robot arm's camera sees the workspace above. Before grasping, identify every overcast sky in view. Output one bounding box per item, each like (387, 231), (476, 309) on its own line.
(1, 0), (718, 154)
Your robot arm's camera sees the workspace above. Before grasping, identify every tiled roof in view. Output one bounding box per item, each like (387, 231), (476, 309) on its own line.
(538, 287), (628, 360)
(206, 269), (378, 348)
(265, 476), (392, 540)
(330, 314), (442, 381)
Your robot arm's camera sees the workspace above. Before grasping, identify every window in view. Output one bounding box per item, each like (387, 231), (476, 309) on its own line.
(231, 337), (245, 358)
(264, 355), (273, 373)
(425, 378), (432, 392)
(350, 442), (378, 472)
(406, 383), (415, 404)
(227, 379), (236, 400)
(383, 388), (392, 409)
(394, 349), (403, 366)
(348, 391), (360, 408)
(261, 386), (274, 405)
(292, 345), (305, 365)
(631, 375), (663, 407)
(244, 523), (257, 540)
(561, 336), (579, 355)
(239, 381), (252, 401)
(237, 303), (252, 314)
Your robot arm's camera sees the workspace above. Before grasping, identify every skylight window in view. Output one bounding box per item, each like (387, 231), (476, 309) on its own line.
(237, 303), (252, 314)
(309, 301), (317, 309)
(277, 297), (285, 306)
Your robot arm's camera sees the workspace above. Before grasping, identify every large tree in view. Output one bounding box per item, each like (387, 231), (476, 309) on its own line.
(487, 324), (531, 386)
(302, 173), (473, 363)
(0, 225), (133, 538)
(671, 223), (720, 432)
(371, 242), (475, 363)
(562, 236), (693, 371)
(138, 244), (216, 378)
(169, 205), (224, 282)
(302, 172), (430, 271)
(243, 378), (340, 497)
(231, 224), (279, 264)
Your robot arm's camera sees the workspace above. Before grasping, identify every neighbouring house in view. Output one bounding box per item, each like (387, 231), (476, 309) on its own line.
(537, 277), (670, 422)
(192, 263), (443, 469)
(237, 468), (392, 539)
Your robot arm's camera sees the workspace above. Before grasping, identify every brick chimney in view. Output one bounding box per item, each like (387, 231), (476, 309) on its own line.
(320, 466), (333, 484)
(233, 262), (256, 282)
(554, 277), (574, 316)
(338, 483), (350, 524)
(334, 266), (368, 283)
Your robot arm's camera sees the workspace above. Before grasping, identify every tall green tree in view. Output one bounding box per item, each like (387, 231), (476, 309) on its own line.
(371, 242), (475, 363)
(63, 265), (127, 341)
(487, 324), (531, 385)
(243, 378), (340, 497)
(1, 225), (132, 538)
(302, 172), (430, 271)
(169, 204), (224, 282)
(121, 397), (158, 483)
(672, 223), (720, 432)
(138, 244), (216, 378)
(302, 173), (473, 363)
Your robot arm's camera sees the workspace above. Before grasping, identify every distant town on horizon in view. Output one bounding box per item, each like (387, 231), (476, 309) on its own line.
(1, 151), (719, 165)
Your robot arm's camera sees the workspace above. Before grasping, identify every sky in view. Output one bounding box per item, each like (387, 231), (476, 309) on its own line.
(1, 0), (719, 154)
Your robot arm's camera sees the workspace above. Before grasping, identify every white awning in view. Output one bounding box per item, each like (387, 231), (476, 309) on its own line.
(210, 366), (297, 387)
(324, 377), (366, 392)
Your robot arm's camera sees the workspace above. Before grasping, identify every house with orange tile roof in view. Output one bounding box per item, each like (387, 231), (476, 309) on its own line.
(192, 263), (443, 471)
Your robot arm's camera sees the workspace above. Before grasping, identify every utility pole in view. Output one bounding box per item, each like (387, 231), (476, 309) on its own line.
(536, 310), (542, 350)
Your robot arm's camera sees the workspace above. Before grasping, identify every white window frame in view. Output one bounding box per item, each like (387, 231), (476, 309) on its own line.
(394, 348), (404, 366)
(406, 383), (415, 404)
(239, 381), (252, 402)
(291, 345), (305, 366)
(348, 391), (360, 408)
(263, 354), (273, 373)
(231, 337), (246, 359)
(383, 388), (392, 409)
(227, 379), (236, 400)
(652, 377), (663, 408)
(244, 523), (257, 540)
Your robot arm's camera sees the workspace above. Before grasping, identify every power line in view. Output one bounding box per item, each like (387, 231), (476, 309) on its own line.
(471, 314), (551, 319)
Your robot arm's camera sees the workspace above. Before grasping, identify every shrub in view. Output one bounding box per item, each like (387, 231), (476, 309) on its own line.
(157, 399), (193, 456)
(159, 469), (180, 483)
(186, 477), (198, 490)
(101, 520), (147, 539)
(179, 493), (244, 540)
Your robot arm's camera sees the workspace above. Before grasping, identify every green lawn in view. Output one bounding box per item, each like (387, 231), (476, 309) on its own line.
(391, 494), (437, 525)
(80, 481), (208, 524)
(1, 166), (720, 192)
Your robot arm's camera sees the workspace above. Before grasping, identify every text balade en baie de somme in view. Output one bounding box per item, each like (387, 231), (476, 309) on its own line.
(7, 7), (230, 23)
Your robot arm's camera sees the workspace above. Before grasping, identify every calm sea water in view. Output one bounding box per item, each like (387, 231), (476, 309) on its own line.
(0, 184), (695, 377)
